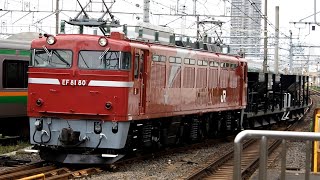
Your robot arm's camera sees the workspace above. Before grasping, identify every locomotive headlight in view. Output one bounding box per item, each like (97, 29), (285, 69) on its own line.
(98, 37), (108, 47)
(94, 122), (102, 134)
(105, 102), (112, 110)
(36, 98), (43, 106)
(46, 36), (56, 45)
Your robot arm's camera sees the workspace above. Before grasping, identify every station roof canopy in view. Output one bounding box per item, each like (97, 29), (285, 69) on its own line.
(7, 32), (39, 41)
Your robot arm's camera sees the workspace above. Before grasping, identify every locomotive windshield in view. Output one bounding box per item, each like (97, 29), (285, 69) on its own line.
(31, 48), (72, 68)
(78, 50), (131, 70)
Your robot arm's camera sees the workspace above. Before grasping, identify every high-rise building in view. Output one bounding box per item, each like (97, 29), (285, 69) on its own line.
(230, 0), (262, 57)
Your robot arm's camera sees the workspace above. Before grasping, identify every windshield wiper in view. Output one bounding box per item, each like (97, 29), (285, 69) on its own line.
(42, 45), (52, 57)
(99, 47), (110, 60)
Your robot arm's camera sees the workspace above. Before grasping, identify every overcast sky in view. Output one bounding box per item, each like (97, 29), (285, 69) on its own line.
(1, 0), (320, 71)
(1, 0), (319, 43)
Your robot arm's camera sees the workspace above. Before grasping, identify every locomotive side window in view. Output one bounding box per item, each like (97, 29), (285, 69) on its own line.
(139, 53), (144, 75)
(184, 58), (196, 65)
(31, 49), (72, 68)
(152, 55), (160, 62)
(230, 63), (238, 69)
(169, 56), (182, 64)
(160, 55), (166, 62)
(3, 60), (28, 88)
(121, 52), (131, 70)
(153, 55), (166, 62)
(203, 60), (208, 66)
(209, 61), (219, 67)
(134, 54), (139, 79)
(176, 57), (182, 63)
(220, 62), (230, 68)
(184, 58), (190, 64)
(169, 57), (175, 63)
(197, 60), (208, 66)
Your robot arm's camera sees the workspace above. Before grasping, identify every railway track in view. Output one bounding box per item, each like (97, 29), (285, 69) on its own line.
(183, 135), (282, 180)
(0, 161), (102, 180)
(183, 96), (314, 180)
(0, 140), (229, 179)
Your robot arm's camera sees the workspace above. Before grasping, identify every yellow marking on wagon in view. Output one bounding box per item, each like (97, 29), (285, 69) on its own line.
(313, 112), (320, 172)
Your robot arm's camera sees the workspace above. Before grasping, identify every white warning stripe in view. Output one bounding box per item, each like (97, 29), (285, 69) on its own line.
(88, 80), (134, 87)
(28, 78), (60, 85)
(28, 78), (134, 88)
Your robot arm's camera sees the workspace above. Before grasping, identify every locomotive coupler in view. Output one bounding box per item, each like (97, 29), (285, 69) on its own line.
(59, 128), (81, 145)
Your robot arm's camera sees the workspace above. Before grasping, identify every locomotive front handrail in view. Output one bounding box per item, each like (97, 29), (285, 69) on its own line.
(233, 130), (320, 180)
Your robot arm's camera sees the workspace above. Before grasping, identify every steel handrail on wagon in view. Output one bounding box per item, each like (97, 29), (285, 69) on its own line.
(233, 130), (320, 180)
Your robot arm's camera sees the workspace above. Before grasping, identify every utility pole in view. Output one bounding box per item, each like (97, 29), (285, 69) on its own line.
(55, 0), (59, 35)
(274, 6), (279, 74)
(223, 0), (226, 16)
(194, 0), (199, 40)
(240, 0), (245, 56)
(143, 0), (150, 23)
(289, 30), (293, 74)
(176, 0), (179, 14)
(263, 0), (268, 73)
(315, 0), (318, 24)
(193, 0), (196, 15)
(196, 15), (199, 40)
(181, 5), (186, 40)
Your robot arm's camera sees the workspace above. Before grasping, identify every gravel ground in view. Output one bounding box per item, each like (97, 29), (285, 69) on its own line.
(88, 141), (233, 180)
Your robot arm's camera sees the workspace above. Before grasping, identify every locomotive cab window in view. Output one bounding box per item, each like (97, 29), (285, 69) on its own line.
(78, 50), (131, 70)
(31, 49), (72, 68)
(3, 60), (28, 88)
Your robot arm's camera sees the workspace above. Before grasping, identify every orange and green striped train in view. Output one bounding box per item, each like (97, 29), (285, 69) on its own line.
(0, 39), (30, 118)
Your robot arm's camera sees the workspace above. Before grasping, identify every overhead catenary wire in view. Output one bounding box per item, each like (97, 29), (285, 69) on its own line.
(246, 0), (290, 39)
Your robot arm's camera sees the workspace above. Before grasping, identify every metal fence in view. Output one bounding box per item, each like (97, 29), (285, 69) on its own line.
(233, 130), (320, 180)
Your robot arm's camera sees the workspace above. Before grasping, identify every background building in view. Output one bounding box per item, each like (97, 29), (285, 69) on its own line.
(230, 0), (262, 57)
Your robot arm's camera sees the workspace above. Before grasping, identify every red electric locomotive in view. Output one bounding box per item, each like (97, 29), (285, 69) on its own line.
(28, 31), (247, 164)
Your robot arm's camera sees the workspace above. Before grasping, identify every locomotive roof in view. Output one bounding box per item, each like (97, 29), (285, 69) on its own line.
(32, 32), (246, 63)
